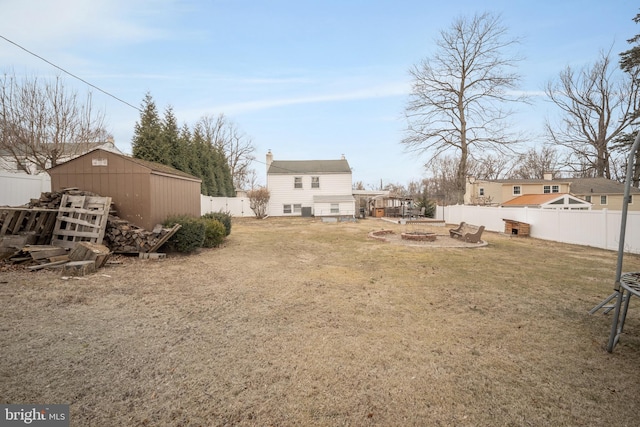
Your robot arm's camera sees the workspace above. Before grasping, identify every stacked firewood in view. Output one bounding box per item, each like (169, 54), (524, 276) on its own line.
(104, 216), (179, 253)
(28, 188), (100, 209)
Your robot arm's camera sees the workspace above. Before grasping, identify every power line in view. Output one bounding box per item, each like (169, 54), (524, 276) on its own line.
(0, 34), (141, 112)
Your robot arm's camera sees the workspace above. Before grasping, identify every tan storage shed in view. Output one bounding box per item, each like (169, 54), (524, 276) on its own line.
(48, 149), (202, 231)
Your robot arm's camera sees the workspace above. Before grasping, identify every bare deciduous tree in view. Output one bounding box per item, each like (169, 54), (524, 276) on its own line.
(509, 145), (561, 179)
(197, 114), (256, 190)
(0, 72), (107, 174)
(423, 156), (462, 205)
(545, 49), (640, 179)
(468, 154), (513, 180)
(402, 12), (525, 203)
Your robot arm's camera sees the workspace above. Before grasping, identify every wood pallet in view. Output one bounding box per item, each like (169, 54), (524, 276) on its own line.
(51, 195), (112, 249)
(0, 208), (59, 245)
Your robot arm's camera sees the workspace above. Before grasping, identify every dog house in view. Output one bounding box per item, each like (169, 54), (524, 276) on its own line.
(503, 219), (530, 237)
(48, 149), (202, 231)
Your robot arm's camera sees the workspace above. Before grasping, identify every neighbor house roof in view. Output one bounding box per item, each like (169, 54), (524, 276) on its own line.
(0, 140), (123, 158)
(488, 178), (572, 185)
(568, 177), (640, 195)
(268, 159), (351, 174)
(502, 193), (591, 208)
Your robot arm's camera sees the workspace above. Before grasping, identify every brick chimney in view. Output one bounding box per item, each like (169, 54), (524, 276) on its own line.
(266, 150), (273, 169)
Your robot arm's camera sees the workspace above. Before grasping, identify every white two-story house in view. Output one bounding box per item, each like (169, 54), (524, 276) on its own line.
(266, 150), (355, 217)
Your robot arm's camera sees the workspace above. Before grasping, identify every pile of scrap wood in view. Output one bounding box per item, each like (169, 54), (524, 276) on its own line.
(105, 216), (181, 253)
(1, 241), (111, 276)
(2, 189), (181, 276)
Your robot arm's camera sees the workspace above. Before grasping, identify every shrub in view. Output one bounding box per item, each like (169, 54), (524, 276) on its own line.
(202, 211), (232, 236)
(247, 187), (270, 218)
(163, 215), (205, 253)
(202, 218), (226, 248)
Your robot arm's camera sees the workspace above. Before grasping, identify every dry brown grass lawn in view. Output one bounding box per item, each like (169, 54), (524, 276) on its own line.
(1, 217), (640, 426)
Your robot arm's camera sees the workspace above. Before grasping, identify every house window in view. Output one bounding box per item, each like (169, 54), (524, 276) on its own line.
(552, 185), (559, 193)
(479, 188), (485, 196)
(330, 203), (339, 214)
(600, 195), (608, 205)
(311, 176), (320, 189)
(513, 186), (521, 195)
(544, 185), (550, 194)
(293, 204), (302, 213)
(283, 204), (292, 214)
(543, 185), (560, 194)
(585, 195), (592, 203)
(294, 177), (302, 189)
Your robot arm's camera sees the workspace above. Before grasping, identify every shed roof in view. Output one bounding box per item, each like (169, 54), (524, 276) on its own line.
(268, 159), (351, 174)
(49, 149), (201, 182)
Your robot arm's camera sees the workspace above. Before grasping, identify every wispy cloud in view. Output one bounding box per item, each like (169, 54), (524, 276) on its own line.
(208, 82), (409, 115)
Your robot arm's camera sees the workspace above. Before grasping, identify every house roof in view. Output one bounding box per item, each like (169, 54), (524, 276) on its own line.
(268, 159), (351, 174)
(568, 177), (640, 195)
(502, 193), (591, 208)
(0, 140), (123, 158)
(489, 178), (571, 185)
(49, 148), (201, 182)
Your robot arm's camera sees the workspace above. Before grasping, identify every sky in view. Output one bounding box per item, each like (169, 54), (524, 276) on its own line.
(1, 0), (638, 188)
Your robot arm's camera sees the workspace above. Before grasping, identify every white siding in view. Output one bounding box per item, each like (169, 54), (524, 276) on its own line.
(0, 171), (51, 206)
(267, 172), (352, 216)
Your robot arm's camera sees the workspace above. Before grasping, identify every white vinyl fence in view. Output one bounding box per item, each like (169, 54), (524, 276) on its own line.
(438, 204), (640, 254)
(201, 195), (254, 217)
(0, 171), (51, 207)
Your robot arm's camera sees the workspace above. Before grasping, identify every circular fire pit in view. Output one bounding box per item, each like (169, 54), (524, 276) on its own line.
(401, 231), (437, 242)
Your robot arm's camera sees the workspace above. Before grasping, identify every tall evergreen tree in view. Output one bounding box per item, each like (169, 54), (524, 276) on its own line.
(192, 124), (218, 196)
(180, 123), (196, 176)
(212, 146), (235, 196)
(161, 106), (187, 171)
(132, 93), (166, 163)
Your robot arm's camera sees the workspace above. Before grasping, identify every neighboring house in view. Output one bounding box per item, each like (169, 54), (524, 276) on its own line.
(566, 177), (640, 211)
(266, 150), (355, 217)
(465, 174), (640, 211)
(0, 139), (123, 174)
